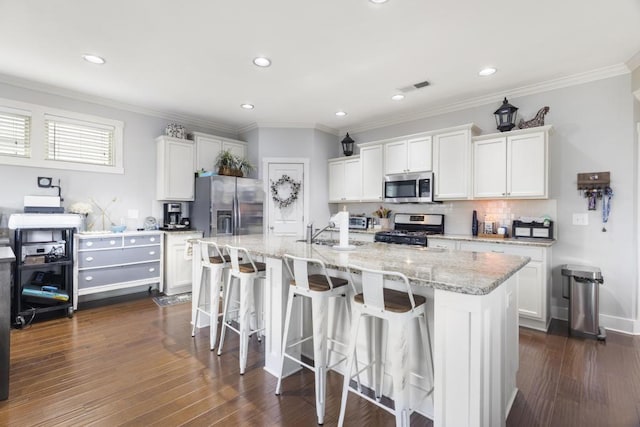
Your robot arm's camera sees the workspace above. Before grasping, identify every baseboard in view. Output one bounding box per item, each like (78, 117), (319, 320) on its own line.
(551, 306), (640, 335)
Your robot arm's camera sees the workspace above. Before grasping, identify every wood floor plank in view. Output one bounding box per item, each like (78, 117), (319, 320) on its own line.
(3, 298), (639, 427)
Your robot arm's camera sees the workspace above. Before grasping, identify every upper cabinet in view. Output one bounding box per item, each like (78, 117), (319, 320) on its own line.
(191, 132), (247, 172)
(384, 136), (432, 174)
(473, 126), (550, 199)
(328, 156), (362, 203)
(433, 125), (478, 200)
(156, 136), (195, 201)
(360, 144), (384, 201)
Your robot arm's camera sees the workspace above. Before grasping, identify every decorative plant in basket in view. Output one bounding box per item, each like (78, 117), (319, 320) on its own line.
(215, 151), (254, 177)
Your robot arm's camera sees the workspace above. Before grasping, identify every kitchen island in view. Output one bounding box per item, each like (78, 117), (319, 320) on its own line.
(193, 234), (529, 427)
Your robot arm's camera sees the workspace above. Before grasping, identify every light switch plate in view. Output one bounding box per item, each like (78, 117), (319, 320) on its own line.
(572, 213), (588, 226)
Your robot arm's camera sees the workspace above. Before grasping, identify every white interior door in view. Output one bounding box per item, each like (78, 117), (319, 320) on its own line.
(267, 162), (305, 237)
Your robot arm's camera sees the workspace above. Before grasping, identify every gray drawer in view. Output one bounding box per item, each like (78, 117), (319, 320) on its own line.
(124, 234), (161, 247)
(79, 236), (123, 250)
(77, 262), (160, 289)
(78, 245), (161, 268)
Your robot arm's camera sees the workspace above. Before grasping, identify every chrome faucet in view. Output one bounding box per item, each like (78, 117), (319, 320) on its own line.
(306, 222), (335, 244)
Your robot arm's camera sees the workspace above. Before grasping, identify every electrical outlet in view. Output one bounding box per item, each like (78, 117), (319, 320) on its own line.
(572, 213), (588, 226)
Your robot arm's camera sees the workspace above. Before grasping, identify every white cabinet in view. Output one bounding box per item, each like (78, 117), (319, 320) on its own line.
(384, 137), (432, 174)
(156, 136), (195, 201)
(164, 231), (203, 295)
(328, 157), (362, 202)
(473, 127), (549, 199)
(74, 231), (164, 309)
(360, 144), (384, 201)
(433, 127), (475, 200)
(458, 240), (551, 331)
(192, 132), (248, 173)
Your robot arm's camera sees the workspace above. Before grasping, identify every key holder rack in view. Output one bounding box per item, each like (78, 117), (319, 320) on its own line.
(577, 171), (610, 196)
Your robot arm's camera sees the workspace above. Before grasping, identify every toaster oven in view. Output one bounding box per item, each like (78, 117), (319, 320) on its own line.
(348, 216), (369, 230)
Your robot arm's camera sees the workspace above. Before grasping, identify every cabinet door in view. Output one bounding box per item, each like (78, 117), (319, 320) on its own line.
(473, 137), (507, 198)
(222, 140), (246, 159)
(196, 135), (222, 172)
(407, 136), (432, 172)
(157, 137), (195, 201)
(507, 132), (546, 198)
(360, 145), (383, 201)
(384, 140), (408, 174)
(433, 129), (471, 199)
(328, 161), (346, 202)
(517, 260), (544, 320)
(344, 158), (362, 201)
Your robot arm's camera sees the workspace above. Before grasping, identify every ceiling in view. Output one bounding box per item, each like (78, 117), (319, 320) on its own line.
(0, 0), (639, 134)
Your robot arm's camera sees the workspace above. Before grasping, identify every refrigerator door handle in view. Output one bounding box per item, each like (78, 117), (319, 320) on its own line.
(233, 195), (240, 235)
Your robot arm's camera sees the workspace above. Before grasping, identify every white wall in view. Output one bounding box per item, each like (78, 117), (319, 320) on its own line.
(345, 74), (638, 332)
(0, 81), (237, 231)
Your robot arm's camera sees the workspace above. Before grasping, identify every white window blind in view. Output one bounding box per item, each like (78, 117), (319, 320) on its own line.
(45, 114), (115, 166)
(0, 109), (30, 157)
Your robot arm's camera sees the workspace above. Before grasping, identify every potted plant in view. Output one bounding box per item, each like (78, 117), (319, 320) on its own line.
(372, 205), (392, 230)
(237, 158), (255, 177)
(215, 150), (239, 176)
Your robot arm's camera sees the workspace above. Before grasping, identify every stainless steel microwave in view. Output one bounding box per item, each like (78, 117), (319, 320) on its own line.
(383, 171), (434, 203)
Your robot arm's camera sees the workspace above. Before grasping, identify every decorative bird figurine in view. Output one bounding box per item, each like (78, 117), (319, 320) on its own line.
(518, 106), (550, 129)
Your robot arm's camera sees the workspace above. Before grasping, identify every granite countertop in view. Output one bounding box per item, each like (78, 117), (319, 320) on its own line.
(76, 229), (167, 237)
(431, 234), (555, 247)
(0, 247), (15, 263)
(198, 234), (529, 296)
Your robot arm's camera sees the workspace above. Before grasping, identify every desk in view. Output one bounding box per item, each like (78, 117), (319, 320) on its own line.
(193, 235), (528, 427)
(0, 246), (16, 400)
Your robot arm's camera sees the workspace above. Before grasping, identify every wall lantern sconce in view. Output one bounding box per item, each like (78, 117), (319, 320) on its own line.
(494, 97), (518, 132)
(341, 133), (354, 156)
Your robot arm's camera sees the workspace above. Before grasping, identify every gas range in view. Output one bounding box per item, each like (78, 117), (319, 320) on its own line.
(374, 213), (445, 246)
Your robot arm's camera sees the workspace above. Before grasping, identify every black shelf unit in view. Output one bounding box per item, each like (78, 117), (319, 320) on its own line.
(12, 227), (75, 328)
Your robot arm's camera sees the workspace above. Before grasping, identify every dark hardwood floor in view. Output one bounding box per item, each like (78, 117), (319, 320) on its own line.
(1, 296), (639, 426)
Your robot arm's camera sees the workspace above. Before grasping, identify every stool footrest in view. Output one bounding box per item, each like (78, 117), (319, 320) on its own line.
(285, 335), (313, 350)
(345, 385), (397, 417)
(283, 353), (315, 372)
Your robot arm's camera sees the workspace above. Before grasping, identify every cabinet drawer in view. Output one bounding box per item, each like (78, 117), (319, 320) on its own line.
(124, 234), (161, 247)
(78, 245), (161, 268)
(77, 262), (160, 289)
(458, 241), (543, 261)
(79, 236), (123, 250)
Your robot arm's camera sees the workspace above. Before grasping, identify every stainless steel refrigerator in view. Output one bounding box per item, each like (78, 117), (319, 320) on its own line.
(190, 175), (264, 237)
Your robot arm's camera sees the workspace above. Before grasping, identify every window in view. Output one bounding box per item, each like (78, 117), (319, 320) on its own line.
(0, 108), (30, 158)
(0, 97), (124, 174)
(45, 115), (114, 166)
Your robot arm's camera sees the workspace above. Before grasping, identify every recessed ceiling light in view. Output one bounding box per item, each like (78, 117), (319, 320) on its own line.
(82, 54), (105, 64)
(391, 94), (405, 101)
(335, 111), (347, 117)
(369, 0), (388, 3)
(478, 67), (497, 76)
(240, 104), (254, 110)
(253, 57), (271, 67)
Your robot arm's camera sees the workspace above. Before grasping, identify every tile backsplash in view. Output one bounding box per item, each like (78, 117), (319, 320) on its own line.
(339, 199), (557, 236)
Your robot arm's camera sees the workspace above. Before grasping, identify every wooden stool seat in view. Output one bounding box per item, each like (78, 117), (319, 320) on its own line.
(209, 255), (231, 264)
(290, 274), (348, 292)
(354, 288), (426, 313)
(238, 262), (266, 273)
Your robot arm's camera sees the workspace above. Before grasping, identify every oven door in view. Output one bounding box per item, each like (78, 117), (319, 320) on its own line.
(384, 172), (433, 203)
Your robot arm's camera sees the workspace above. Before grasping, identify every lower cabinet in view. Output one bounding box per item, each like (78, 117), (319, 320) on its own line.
(430, 238), (552, 331)
(74, 231), (164, 309)
(164, 231), (203, 295)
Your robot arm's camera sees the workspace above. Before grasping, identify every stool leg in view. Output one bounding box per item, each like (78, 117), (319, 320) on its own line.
(343, 295), (361, 392)
(191, 264), (206, 336)
(418, 312), (434, 392)
(209, 265), (223, 350)
(238, 275), (253, 375)
(217, 273), (234, 357)
(275, 289), (295, 395)
(311, 295), (329, 425)
(389, 320), (411, 427)
(338, 310), (362, 427)
(372, 317), (386, 401)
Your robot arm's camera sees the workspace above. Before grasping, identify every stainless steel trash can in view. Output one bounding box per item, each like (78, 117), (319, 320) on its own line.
(561, 264), (606, 340)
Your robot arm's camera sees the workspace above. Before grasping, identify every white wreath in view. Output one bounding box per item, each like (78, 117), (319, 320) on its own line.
(270, 174), (301, 209)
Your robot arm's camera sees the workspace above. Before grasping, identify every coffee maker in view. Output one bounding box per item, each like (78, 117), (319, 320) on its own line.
(163, 203), (182, 229)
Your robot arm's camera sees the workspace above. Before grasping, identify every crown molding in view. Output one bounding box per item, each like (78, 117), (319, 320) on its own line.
(0, 73), (238, 135)
(343, 63), (630, 135)
(237, 121), (340, 136)
(627, 50), (640, 71)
